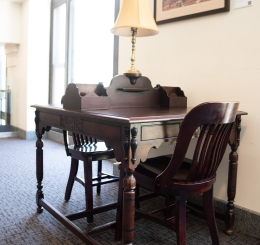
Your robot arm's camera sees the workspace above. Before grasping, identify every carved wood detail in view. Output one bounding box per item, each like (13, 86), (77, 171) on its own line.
(131, 127), (138, 165)
(123, 127), (130, 164)
(61, 115), (83, 132)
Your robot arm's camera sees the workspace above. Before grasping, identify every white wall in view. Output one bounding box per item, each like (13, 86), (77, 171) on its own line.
(0, 0), (50, 134)
(0, 45), (6, 89)
(0, 1), (21, 44)
(0, 1), (21, 129)
(26, 0), (51, 131)
(118, 1), (260, 213)
(15, 1), (28, 132)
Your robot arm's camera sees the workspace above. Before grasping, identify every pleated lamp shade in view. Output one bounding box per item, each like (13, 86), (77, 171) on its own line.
(111, 0), (159, 37)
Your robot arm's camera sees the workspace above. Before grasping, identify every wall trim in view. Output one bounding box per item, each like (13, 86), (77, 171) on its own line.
(0, 129), (64, 141)
(188, 195), (260, 239)
(0, 131), (18, 138)
(0, 128), (35, 140)
(44, 129), (64, 144)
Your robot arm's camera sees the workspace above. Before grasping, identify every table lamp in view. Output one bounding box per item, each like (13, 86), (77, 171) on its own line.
(111, 0), (159, 84)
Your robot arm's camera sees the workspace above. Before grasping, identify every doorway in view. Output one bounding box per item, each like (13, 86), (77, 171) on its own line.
(0, 44), (16, 133)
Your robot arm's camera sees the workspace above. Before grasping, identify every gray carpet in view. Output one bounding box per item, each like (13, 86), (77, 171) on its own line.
(0, 137), (259, 245)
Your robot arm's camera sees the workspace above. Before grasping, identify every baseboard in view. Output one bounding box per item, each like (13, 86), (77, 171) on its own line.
(113, 161), (120, 176)
(14, 129), (65, 142)
(188, 195), (260, 239)
(44, 130), (64, 144)
(0, 128), (63, 141)
(18, 129), (35, 140)
(0, 131), (19, 138)
(0, 128), (35, 140)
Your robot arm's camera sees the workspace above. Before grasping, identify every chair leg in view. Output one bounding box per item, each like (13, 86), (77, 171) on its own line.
(114, 167), (125, 242)
(164, 194), (175, 219)
(203, 187), (220, 245)
(97, 160), (102, 194)
(83, 156), (94, 223)
(65, 158), (79, 201)
(175, 192), (187, 245)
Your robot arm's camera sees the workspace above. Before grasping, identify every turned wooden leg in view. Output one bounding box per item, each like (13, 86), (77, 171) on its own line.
(122, 169), (136, 245)
(36, 133), (44, 213)
(225, 115), (241, 235)
(121, 126), (137, 244)
(225, 148), (238, 234)
(115, 166), (125, 242)
(35, 110), (44, 214)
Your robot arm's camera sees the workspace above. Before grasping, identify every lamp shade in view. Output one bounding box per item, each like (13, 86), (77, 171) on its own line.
(111, 0), (159, 37)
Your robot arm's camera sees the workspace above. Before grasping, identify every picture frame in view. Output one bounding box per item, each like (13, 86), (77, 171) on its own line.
(154, 0), (230, 24)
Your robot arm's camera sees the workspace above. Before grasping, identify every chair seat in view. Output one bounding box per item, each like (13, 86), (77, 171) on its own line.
(136, 155), (192, 181)
(69, 141), (113, 153)
(136, 156), (216, 194)
(68, 142), (115, 161)
(118, 156), (192, 194)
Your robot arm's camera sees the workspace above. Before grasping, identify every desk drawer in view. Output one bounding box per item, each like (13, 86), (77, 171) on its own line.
(141, 122), (180, 141)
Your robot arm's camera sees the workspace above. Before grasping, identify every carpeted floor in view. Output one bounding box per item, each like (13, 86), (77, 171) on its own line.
(0, 137), (259, 245)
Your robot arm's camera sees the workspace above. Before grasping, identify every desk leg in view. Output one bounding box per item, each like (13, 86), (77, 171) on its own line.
(225, 115), (242, 235)
(35, 129), (44, 213)
(121, 127), (138, 244)
(35, 110), (50, 214)
(122, 169), (136, 244)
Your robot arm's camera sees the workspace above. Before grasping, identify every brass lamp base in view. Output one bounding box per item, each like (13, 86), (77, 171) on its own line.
(124, 70), (142, 85)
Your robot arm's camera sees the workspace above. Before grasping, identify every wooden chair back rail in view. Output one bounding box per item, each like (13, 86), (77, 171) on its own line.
(188, 123), (233, 181)
(72, 132), (97, 146)
(155, 102), (239, 194)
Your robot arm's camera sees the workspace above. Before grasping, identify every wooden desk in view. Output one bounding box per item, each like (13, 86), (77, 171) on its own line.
(32, 76), (247, 244)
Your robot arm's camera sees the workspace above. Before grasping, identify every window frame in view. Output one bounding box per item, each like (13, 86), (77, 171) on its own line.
(49, 0), (119, 104)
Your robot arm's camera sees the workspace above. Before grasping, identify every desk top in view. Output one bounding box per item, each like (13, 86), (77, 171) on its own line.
(32, 104), (190, 123)
(32, 103), (247, 124)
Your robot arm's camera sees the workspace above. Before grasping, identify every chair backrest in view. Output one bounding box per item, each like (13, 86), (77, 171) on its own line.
(155, 102), (239, 193)
(63, 130), (98, 156)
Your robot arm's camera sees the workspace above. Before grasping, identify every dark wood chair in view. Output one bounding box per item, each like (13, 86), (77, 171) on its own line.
(63, 130), (119, 223)
(116, 101), (239, 244)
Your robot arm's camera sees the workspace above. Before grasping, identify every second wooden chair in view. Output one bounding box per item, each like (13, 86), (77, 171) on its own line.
(63, 130), (119, 223)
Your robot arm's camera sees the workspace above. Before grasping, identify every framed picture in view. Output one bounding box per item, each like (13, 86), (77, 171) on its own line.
(154, 0), (230, 24)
